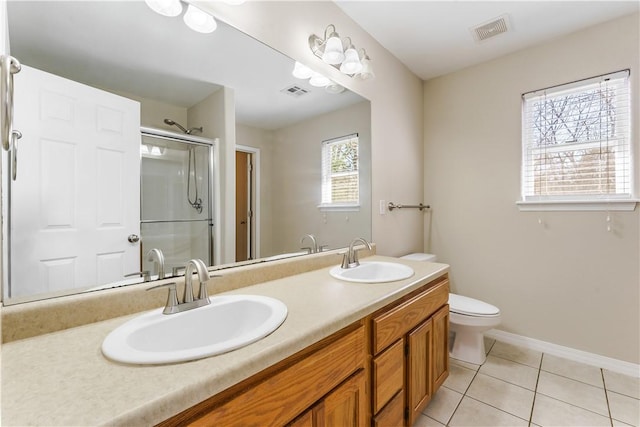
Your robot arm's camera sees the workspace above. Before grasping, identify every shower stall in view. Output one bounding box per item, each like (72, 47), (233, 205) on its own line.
(139, 127), (219, 275)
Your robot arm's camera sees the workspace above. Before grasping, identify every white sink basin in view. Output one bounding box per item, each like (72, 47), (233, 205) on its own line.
(102, 294), (287, 365)
(329, 261), (414, 283)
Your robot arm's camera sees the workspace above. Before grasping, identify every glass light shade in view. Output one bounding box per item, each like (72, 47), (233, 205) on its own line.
(358, 57), (375, 80)
(309, 72), (330, 87)
(292, 62), (314, 79)
(321, 34), (345, 65)
(339, 47), (363, 75)
(183, 4), (217, 33)
(144, 0), (182, 17)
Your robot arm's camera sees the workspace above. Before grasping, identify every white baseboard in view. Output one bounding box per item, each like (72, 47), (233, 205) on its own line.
(485, 329), (640, 378)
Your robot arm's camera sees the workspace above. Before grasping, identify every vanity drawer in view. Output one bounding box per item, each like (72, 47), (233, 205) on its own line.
(374, 390), (404, 427)
(373, 277), (448, 354)
(373, 339), (404, 414)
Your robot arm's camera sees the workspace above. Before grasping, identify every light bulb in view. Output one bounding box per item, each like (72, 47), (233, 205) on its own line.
(358, 56), (375, 80)
(292, 62), (313, 79)
(144, 0), (182, 17)
(183, 4), (217, 33)
(309, 72), (330, 87)
(321, 33), (345, 65)
(339, 47), (363, 75)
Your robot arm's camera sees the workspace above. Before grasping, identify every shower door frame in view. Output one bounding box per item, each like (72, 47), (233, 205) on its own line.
(140, 126), (221, 267)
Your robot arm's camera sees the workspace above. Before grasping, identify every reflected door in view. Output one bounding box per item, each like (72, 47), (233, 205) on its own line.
(9, 65), (141, 298)
(235, 151), (251, 262)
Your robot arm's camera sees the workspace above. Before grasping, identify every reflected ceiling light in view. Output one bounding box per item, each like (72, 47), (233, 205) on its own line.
(292, 61), (314, 79)
(183, 4), (217, 33)
(145, 0), (229, 34)
(308, 24), (373, 80)
(144, 0), (182, 17)
(309, 72), (331, 88)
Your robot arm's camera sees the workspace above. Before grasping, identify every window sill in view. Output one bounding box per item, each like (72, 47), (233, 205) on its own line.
(516, 199), (638, 212)
(318, 204), (361, 212)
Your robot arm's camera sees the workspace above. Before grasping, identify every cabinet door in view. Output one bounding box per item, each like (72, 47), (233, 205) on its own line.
(320, 370), (367, 427)
(407, 318), (433, 426)
(432, 305), (450, 390)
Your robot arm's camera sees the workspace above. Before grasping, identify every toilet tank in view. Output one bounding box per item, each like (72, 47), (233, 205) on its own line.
(400, 253), (437, 262)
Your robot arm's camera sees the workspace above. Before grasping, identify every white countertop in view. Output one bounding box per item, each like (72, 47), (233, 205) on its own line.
(1, 256), (448, 426)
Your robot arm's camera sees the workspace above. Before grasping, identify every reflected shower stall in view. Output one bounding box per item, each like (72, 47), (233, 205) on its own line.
(140, 129), (217, 275)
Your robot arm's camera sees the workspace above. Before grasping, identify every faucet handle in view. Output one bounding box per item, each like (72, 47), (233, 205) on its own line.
(147, 282), (180, 314)
(319, 245), (329, 252)
(125, 271), (151, 282)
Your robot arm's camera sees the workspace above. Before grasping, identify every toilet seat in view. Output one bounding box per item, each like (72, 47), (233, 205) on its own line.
(449, 293), (500, 317)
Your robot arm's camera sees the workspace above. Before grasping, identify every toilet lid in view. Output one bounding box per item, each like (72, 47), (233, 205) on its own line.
(449, 293), (500, 316)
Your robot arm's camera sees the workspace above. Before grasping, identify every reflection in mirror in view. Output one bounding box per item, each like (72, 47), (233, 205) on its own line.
(3, 1), (371, 304)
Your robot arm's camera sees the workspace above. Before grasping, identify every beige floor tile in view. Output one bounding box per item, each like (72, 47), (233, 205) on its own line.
(443, 362), (477, 393)
(449, 396), (528, 426)
(450, 357), (480, 372)
(489, 341), (542, 368)
(608, 391), (640, 426)
(423, 386), (463, 425)
(613, 419), (635, 426)
(541, 354), (604, 388)
(537, 371), (609, 416)
(484, 336), (496, 355)
(478, 355), (539, 390)
(604, 370), (640, 399)
(413, 414), (446, 427)
(531, 393), (612, 427)
(466, 373), (535, 420)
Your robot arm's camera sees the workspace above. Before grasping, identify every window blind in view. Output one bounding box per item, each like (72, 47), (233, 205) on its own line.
(521, 70), (632, 202)
(321, 133), (359, 206)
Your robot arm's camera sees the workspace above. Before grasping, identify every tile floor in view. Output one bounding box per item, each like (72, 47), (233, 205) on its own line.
(415, 338), (640, 427)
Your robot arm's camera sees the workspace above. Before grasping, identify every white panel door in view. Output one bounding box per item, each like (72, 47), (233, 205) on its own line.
(10, 65), (141, 297)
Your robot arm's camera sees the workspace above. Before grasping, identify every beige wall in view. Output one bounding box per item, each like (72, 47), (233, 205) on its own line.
(272, 101), (372, 254)
(196, 1), (425, 257)
(423, 14), (640, 364)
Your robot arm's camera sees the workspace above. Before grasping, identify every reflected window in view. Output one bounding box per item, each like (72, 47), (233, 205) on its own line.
(320, 133), (359, 208)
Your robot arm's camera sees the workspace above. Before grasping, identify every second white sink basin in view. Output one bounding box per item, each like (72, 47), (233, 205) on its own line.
(329, 261), (414, 283)
(102, 294), (287, 365)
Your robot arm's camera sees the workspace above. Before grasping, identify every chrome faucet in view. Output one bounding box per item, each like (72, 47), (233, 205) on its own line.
(146, 248), (165, 280)
(147, 258), (211, 314)
(300, 234), (318, 254)
(341, 238), (372, 269)
(183, 258), (210, 303)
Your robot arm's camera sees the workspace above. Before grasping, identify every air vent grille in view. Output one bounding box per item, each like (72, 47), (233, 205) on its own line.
(281, 85), (309, 97)
(471, 15), (509, 42)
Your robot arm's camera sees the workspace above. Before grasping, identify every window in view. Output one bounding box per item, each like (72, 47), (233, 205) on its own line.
(320, 133), (359, 209)
(520, 70), (635, 210)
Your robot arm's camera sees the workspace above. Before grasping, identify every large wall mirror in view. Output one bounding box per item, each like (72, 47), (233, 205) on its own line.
(3, 1), (371, 304)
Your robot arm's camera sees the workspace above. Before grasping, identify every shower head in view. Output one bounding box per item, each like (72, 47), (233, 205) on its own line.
(163, 118), (188, 134)
(163, 119), (203, 135)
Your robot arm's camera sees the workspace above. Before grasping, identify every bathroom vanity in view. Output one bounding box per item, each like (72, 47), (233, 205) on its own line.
(1, 255), (449, 426)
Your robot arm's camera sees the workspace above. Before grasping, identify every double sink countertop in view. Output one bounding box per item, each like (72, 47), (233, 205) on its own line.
(1, 255), (449, 426)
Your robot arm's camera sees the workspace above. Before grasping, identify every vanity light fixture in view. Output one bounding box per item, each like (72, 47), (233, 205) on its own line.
(309, 24), (374, 79)
(144, 0), (220, 34)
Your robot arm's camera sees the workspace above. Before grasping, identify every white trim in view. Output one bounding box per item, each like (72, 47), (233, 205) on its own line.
(516, 199), (638, 211)
(318, 204), (361, 212)
(485, 329), (640, 378)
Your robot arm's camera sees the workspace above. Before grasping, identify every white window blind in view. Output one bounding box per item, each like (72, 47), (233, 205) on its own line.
(320, 133), (359, 207)
(521, 70), (632, 206)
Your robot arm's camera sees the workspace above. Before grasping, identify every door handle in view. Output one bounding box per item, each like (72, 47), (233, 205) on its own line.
(127, 234), (140, 243)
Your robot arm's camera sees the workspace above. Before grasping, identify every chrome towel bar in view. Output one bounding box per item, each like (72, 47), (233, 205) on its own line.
(1, 55), (22, 180)
(388, 202), (430, 211)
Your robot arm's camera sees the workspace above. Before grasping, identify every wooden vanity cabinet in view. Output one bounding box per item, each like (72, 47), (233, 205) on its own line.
(159, 322), (367, 427)
(370, 275), (449, 427)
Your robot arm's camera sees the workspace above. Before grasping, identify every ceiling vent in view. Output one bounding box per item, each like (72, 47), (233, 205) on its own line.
(471, 14), (510, 42)
(281, 85), (309, 97)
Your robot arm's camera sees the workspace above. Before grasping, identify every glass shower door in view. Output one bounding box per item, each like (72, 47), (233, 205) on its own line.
(140, 134), (213, 275)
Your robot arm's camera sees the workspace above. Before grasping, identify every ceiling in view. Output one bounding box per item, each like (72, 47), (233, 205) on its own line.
(336, 1), (640, 80)
(7, 1), (363, 130)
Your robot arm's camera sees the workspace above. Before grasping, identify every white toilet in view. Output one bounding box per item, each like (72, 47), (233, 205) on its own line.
(400, 253), (501, 365)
